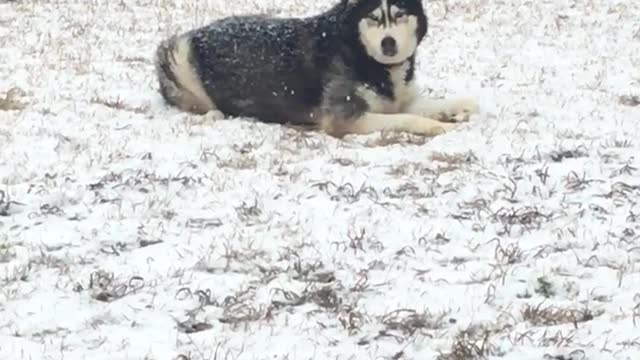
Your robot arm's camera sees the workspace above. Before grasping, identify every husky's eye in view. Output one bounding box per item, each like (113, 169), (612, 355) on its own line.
(366, 14), (381, 26)
(367, 14), (380, 22)
(395, 10), (409, 22)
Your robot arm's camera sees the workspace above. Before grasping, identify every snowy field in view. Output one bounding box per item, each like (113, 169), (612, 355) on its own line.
(1, 0), (640, 359)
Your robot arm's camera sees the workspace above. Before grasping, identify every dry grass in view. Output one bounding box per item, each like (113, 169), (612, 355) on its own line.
(534, 277), (556, 298)
(437, 325), (501, 360)
(90, 96), (149, 114)
(521, 303), (603, 327)
(549, 146), (589, 162)
(0, 87), (27, 111)
(491, 206), (553, 236)
(0, 241), (16, 264)
(619, 94), (640, 107)
(379, 308), (448, 336)
(430, 150), (478, 172)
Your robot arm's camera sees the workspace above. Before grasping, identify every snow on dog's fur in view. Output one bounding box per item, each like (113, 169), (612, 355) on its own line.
(154, 0), (479, 137)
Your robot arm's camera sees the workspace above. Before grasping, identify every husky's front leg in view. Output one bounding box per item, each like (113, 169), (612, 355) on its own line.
(321, 112), (458, 138)
(405, 96), (479, 123)
(318, 80), (463, 138)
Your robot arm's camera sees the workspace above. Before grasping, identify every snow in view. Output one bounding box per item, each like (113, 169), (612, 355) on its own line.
(1, 0), (640, 359)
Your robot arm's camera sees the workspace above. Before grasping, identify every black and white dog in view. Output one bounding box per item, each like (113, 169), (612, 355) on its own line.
(155, 0), (478, 137)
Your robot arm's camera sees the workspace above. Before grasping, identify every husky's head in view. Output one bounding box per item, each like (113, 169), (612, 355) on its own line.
(346, 0), (427, 65)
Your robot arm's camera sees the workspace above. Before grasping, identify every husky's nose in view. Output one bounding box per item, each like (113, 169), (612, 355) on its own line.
(381, 36), (397, 56)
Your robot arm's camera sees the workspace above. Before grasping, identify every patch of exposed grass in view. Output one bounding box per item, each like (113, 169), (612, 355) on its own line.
(521, 303), (601, 327)
(216, 155), (258, 170)
(431, 150), (478, 164)
(74, 270), (146, 303)
(0, 190), (23, 217)
(430, 150), (478, 172)
(312, 180), (379, 203)
(619, 94), (640, 107)
(491, 206), (553, 236)
(235, 198), (264, 225)
(379, 308), (448, 337)
(605, 138), (634, 149)
(549, 146), (588, 162)
(534, 276), (556, 298)
(90, 96), (148, 114)
(437, 325), (501, 360)
(0, 241), (16, 264)
(383, 181), (432, 199)
(0, 87), (27, 111)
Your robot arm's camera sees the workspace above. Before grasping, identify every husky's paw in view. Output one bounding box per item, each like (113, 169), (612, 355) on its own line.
(435, 98), (479, 123)
(204, 109), (226, 121)
(413, 116), (460, 136)
(430, 120), (459, 133)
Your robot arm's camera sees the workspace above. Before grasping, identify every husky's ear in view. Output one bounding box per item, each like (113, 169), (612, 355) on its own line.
(334, 0), (356, 18)
(340, 0), (360, 9)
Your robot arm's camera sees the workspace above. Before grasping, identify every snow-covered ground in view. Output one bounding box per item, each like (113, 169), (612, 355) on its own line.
(1, 0), (640, 359)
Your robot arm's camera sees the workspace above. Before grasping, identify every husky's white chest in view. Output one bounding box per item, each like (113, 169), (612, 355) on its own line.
(356, 61), (418, 114)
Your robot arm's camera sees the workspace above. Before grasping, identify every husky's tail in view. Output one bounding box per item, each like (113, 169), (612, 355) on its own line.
(154, 35), (215, 114)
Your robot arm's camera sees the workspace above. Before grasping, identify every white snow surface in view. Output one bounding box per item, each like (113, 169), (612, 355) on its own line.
(1, 0), (640, 359)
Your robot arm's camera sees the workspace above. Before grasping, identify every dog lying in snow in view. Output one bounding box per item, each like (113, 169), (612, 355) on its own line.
(155, 0), (478, 137)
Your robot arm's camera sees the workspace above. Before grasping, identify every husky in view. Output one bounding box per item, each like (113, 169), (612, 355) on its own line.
(154, 0), (478, 138)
